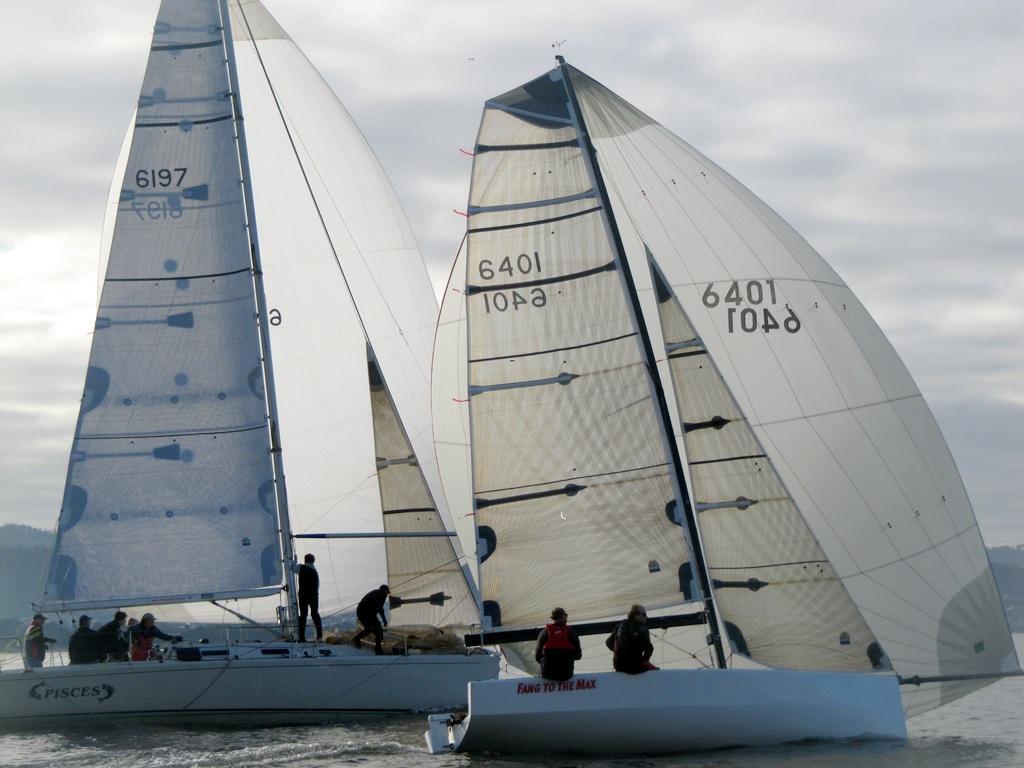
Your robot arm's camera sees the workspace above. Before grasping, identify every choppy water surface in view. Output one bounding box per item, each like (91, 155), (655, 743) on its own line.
(2, 641), (1022, 768)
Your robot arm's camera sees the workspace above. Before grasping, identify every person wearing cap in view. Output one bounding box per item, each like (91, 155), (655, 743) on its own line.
(68, 615), (103, 664)
(22, 613), (56, 669)
(97, 611), (130, 662)
(605, 604), (658, 674)
(129, 612), (183, 661)
(291, 553), (322, 643)
(534, 607), (582, 681)
(352, 585), (390, 655)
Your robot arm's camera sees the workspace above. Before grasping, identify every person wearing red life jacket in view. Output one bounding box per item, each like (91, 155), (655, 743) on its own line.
(129, 613), (182, 661)
(534, 607), (582, 681)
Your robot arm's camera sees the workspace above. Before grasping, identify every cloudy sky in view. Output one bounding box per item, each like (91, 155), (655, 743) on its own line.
(1, 1), (1021, 545)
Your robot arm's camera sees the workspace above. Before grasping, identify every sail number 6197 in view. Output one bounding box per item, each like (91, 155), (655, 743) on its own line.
(702, 280), (801, 334)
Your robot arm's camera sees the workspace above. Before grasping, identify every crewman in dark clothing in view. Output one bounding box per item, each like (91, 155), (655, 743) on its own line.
(129, 613), (182, 661)
(352, 584), (390, 655)
(97, 611), (129, 661)
(606, 604), (658, 674)
(535, 607), (582, 681)
(68, 615), (103, 664)
(293, 553), (322, 643)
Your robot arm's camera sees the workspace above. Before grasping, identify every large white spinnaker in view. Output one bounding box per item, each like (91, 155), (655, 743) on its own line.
(569, 66), (1018, 714)
(226, 0), (476, 625)
(461, 68), (706, 632)
(41, 0), (283, 611)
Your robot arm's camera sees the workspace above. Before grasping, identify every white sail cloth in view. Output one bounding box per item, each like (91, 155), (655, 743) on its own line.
(42, 0), (281, 610)
(226, 0), (476, 625)
(567, 65), (1018, 714)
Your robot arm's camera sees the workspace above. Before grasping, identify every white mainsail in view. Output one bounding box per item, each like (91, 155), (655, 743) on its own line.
(224, 0), (476, 623)
(42, 0), (477, 628)
(566, 64), (1018, 714)
(461, 70), (704, 629)
(41, 0), (282, 611)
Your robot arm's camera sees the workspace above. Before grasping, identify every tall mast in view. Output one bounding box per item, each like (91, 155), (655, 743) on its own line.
(557, 56), (726, 669)
(219, 0), (298, 633)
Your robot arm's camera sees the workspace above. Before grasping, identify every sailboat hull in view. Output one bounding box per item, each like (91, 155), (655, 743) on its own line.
(426, 668), (906, 754)
(0, 644), (499, 731)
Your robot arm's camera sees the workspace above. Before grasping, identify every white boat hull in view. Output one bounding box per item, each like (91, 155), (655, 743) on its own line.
(426, 668), (906, 754)
(0, 644), (498, 731)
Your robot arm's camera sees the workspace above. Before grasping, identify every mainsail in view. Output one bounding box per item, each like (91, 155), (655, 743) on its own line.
(565, 64), (1018, 713)
(42, 0), (282, 610)
(462, 67), (705, 629)
(42, 0), (477, 627)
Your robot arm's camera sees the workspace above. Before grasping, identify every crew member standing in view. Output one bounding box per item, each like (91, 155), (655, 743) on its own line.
(352, 585), (390, 655)
(535, 607), (582, 681)
(68, 615), (102, 664)
(293, 553), (322, 643)
(22, 614), (55, 669)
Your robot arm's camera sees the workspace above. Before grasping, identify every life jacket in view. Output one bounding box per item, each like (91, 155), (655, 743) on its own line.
(543, 623), (574, 651)
(24, 624), (45, 660)
(131, 633), (154, 661)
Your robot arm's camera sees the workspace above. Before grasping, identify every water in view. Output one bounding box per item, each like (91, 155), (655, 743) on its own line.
(2, 643), (1022, 768)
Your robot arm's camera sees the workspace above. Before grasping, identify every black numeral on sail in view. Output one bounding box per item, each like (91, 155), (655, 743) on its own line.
(704, 280), (799, 334)
(135, 168), (188, 188)
(727, 307), (799, 334)
(479, 252), (542, 282)
(483, 288), (547, 313)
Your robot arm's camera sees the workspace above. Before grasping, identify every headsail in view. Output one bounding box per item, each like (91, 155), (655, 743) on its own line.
(463, 67), (704, 630)
(225, 0), (477, 621)
(647, 255), (883, 672)
(41, 0), (282, 611)
(569, 65), (1018, 713)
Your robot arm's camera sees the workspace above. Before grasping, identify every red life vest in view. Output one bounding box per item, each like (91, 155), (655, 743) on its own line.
(543, 623), (574, 651)
(131, 634), (154, 661)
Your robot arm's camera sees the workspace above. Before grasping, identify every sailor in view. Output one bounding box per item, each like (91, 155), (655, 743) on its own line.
(292, 553), (323, 643)
(22, 613), (55, 669)
(534, 607), (582, 681)
(352, 584), (390, 655)
(68, 615), (102, 664)
(606, 604), (658, 674)
(129, 613), (183, 661)
(96, 610), (130, 661)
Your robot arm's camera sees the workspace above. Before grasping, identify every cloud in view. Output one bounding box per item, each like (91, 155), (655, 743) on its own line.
(0, 1), (1021, 547)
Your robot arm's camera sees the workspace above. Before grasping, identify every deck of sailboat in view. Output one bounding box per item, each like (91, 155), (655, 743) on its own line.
(0, 642), (499, 731)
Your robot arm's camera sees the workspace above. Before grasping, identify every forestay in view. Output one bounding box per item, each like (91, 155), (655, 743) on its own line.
(226, 0), (476, 621)
(42, 0), (282, 610)
(569, 65), (1018, 714)
(464, 69), (702, 629)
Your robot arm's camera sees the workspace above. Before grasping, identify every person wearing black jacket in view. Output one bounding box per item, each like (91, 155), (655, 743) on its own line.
(97, 611), (129, 661)
(606, 604), (658, 674)
(293, 553), (322, 642)
(352, 585), (390, 655)
(68, 615), (103, 664)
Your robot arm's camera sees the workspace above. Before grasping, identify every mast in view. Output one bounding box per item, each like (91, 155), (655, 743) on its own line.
(556, 56), (726, 669)
(219, 0), (298, 633)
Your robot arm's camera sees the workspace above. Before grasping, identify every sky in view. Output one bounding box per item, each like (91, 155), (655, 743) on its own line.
(0, 1), (1021, 545)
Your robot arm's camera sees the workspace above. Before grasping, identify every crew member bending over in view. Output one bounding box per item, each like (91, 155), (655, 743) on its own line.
(352, 585), (390, 655)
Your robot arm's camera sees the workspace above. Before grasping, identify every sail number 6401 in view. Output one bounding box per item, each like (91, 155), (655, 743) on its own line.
(702, 280), (801, 334)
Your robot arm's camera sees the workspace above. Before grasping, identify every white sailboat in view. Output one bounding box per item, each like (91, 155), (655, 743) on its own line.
(425, 57), (1019, 754)
(0, 0), (496, 731)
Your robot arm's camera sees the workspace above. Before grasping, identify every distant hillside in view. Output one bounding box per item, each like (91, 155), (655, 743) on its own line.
(0, 523), (53, 548)
(0, 544), (48, 620)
